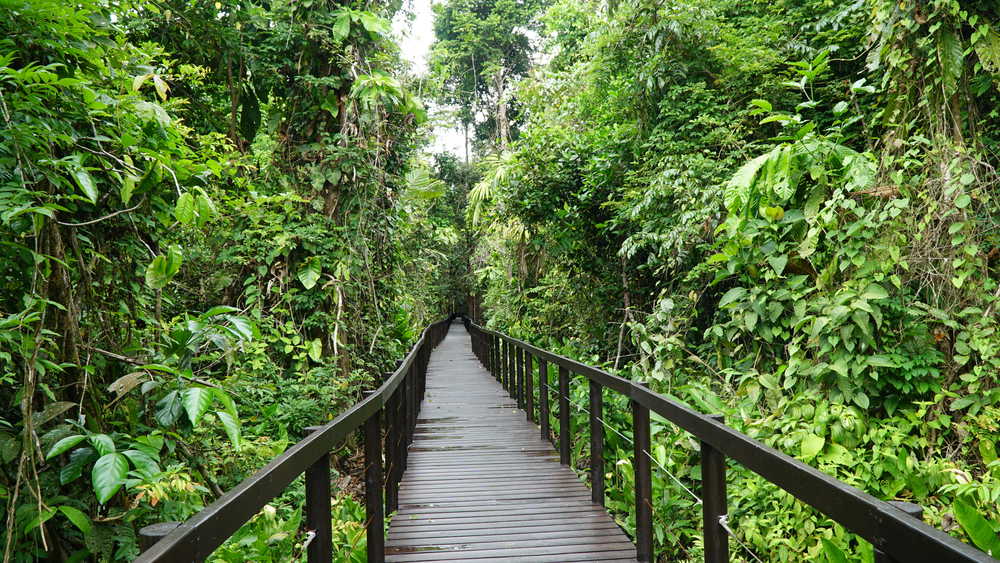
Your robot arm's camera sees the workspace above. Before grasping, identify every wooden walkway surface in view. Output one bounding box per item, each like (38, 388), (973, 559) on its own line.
(385, 322), (637, 562)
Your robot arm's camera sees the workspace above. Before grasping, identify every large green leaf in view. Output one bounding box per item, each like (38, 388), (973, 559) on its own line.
(298, 259), (322, 290)
(155, 390), (183, 426)
(724, 152), (769, 214)
(821, 538), (848, 563)
(719, 287), (747, 308)
(59, 505), (92, 535)
(937, 29), (964, 97)
(61, 447), (97, 485)
(92, 452), (128, 504)
(215, 410), (241, 451)
(88, 433), (115, 456)
(308, 338), (323, 362)
(953, 498), (1000, 556)
(175, 192), (196, 225)
(332, 13), (351, 41)
(46, 434), (85, 459)
(182, 387), (213, 426)
(800, 433), (825, 458)
(71, 166), (99, 204)
(122, 449), (160, 477)
(862, 283), (889, 300)
(145, 247), (183, 290)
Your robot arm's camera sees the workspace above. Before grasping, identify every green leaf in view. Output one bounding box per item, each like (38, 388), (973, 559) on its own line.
(821, 538), (849, 563)
(216, 410), (241, 451)
(867, 355), (896, 368)
(195, 193), (215, 227)
(979, 440), (997, 465)
(122, 449), (160, 476)
(719, 287), (747, 308)
(23, 507), (56, 534)
(938, 29), (964, 97)
(145, 247), (183, 290)
(89, 434), (115, 456)
(333, 14), (351, 41)
(862, 283), (889, 300)
(768, 254), (788, 276)
(121, 173), (137, 205)
(152, 74), (169, 101)
(134, 100), (171, 127)
(724, 153), (769, 213)
(800, 433), (825, 458)
(92, 452), (128, 504)
(955, 194), (971, 209)
(46, 435), (85, 459)
(298, 259), (321, 290)
(155, 390), (182, 426)
(61, 447), (97, 485)
(71, 164), (99, 204)
(175, 192), (196, 225)
(853, 392), (870, 410)
(358, 12), (389, 35)
(950, 396), (976, 411)
(953, 498), (1000, 555)
(59, 505), (92, 535)
(832, 101), (849, 116)
(181, 387), (213, 426)
(308, 338), (323, 362)
(201, 305), (239, 318)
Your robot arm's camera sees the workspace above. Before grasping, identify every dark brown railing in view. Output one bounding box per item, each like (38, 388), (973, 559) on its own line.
(135, 316), (453, 563)
(463, 316), (997, 563)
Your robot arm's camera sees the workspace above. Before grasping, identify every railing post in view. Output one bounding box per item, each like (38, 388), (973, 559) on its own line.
(539, 359), (550, 442)
(589, 380), (604, 506)
(558, 366), (571, 465)
(384, 373), (398, 515)
(701, 414), (727, 563)
(304, 425), (333, 563)
(506, 340), (514, 397)
(364, 403), (384, 563)
(516, 346), (525, 410)
(874, 502), (924, 563)
(500, 339), (506, 390)
(138, 522), (180, 553)
(490, 334), (496, 378)
(400, 367), (409, 473)
(410, 361), (418, 432)
(525, 353), (534, 422)
(632, 398), (653, 562)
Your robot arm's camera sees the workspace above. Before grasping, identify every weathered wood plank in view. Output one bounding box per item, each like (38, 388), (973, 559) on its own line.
(385, 322), (636, 561)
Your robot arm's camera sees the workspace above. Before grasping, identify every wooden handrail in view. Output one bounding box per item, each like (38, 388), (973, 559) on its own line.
(136, 316), (455, 563)
(463, 316), (997, 563)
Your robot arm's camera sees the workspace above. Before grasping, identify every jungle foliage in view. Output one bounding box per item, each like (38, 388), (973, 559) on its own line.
(459, 0), (1000, 560)
(0, 0), (465, 560)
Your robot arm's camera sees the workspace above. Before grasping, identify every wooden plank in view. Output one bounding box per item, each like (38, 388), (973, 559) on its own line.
(385, 323), (636, 562)
(384, 544), (636, 562)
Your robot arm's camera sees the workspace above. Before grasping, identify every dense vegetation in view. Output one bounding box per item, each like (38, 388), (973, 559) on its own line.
(1, 0), (998, 561)
(0, 0), (465, 559)
(460, 0), (1000, 561)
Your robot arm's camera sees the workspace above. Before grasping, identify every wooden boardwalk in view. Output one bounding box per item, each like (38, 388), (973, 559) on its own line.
(385, 322), (637, 562)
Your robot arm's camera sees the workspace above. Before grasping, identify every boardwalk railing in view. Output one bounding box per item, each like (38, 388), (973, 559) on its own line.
(136, 316), (452, 563)
(463, 316), (997, 563)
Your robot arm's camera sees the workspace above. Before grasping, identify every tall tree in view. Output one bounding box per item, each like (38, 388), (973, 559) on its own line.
(429, 0), (542, 153)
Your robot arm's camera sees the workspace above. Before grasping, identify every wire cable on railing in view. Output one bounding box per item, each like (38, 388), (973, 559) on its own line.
(719, 516), (765, 563)
(543, 383), (764, 563)
(301, 530), (316, 551)
(555, 388), (704, 505)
